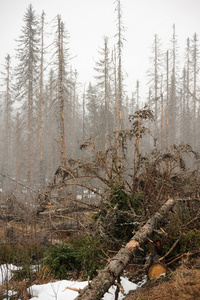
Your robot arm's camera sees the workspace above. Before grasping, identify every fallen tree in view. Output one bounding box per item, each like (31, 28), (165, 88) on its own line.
(75, 198), (175, 300)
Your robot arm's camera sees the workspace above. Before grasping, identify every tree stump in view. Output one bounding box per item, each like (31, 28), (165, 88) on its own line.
(148, 262), (167, 279)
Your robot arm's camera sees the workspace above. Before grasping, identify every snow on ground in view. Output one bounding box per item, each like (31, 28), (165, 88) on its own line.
(0, 264), (139, 300)
(0, 264), (21, 285)
(29, 277), (138, 300)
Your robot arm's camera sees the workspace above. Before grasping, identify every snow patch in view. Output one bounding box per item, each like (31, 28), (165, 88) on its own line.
(0, 264), (139, 300)
(29, 277), (138, 300)
(0, 264), (21, 285)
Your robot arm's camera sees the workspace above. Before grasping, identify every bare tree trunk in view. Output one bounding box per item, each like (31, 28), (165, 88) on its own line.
(27, 57), (33, 183)
(39, 11), (45, 188)
(75, 198), (175, 300)
(166, 51), (169, 150)
(58, 16), (66, 168)
(113, 48), (118, 150)
(169, 24), (177, 146)
(160, 76), (164, 149)
(104, 37), (109, 152)
(166, 51), (170, 174)
(154, 35), (158, 140)
(116, 0), (123, 133)
(186, 38), (191, 145)
(82, 84), (86, 141)
(192, 33), (198, 150)
(3, 54), (12, 191)
(136, 80), (140, 110)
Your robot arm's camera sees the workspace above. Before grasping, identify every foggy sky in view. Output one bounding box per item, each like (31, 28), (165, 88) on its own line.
(0, 0), (200, 97)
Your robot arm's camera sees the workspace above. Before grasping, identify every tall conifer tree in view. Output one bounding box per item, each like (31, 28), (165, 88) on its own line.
(15, 4), (40, 183)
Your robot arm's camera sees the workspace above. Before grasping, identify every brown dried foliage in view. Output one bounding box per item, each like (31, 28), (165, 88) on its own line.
(125, 264), (200, 300)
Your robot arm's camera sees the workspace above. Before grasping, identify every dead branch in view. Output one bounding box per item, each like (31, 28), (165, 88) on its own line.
(80, 142), (112, 179)
(65, 286), (81, 293)
(159, 237), (180, 261)
(167, 253), (187, 266)
(0, 172), (46, 196)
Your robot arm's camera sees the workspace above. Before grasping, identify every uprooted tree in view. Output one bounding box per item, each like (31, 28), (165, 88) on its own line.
(1, 108), (200, 242)
(34, 107), (200, 240)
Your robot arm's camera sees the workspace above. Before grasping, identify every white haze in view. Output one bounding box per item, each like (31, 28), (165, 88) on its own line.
(0, 0), (200, 98)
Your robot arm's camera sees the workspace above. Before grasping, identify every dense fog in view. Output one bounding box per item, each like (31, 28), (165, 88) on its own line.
(0, 2), (199, 198)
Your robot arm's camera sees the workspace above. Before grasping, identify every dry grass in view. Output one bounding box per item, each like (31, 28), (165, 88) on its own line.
(0, 267), (56, 299)
(125, 264), (200, 300)
(0, 228), (5, 239)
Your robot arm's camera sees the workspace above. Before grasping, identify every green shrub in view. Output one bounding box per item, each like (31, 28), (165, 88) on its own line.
(74, 235), (106, 279)
(11, 265), (35, 281)
(43, 243), (81, 279)
(94, 185), (144, 247)
(43, 236), (107, 280)
(179, 229), (200, 253)
(109, 185), (130, 210)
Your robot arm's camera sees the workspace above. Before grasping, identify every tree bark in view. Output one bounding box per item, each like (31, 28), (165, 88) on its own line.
(75, 198), (175, 300)
(57, 16), (66, 168)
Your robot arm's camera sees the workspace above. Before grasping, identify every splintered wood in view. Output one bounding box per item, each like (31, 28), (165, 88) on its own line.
(126, 239), (139, 250)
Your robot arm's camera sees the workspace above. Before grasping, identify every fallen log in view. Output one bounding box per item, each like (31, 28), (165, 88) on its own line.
(75, 198), (175, 300)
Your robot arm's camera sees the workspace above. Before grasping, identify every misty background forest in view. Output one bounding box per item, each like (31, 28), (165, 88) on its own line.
(1, 1), (200, 299)
(0, 2), (200, 195)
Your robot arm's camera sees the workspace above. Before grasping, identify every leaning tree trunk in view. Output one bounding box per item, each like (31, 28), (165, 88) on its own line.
(75, 198), (175, 300)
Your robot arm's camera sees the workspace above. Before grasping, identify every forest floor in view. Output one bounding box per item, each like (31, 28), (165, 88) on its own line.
(125, 260), (200, 300)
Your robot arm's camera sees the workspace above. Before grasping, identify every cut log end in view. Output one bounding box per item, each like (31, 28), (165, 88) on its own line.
(148, 263), (167, 279)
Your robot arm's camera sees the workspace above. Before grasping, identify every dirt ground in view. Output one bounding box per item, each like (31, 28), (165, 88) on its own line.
(125, 263), (200, 300)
